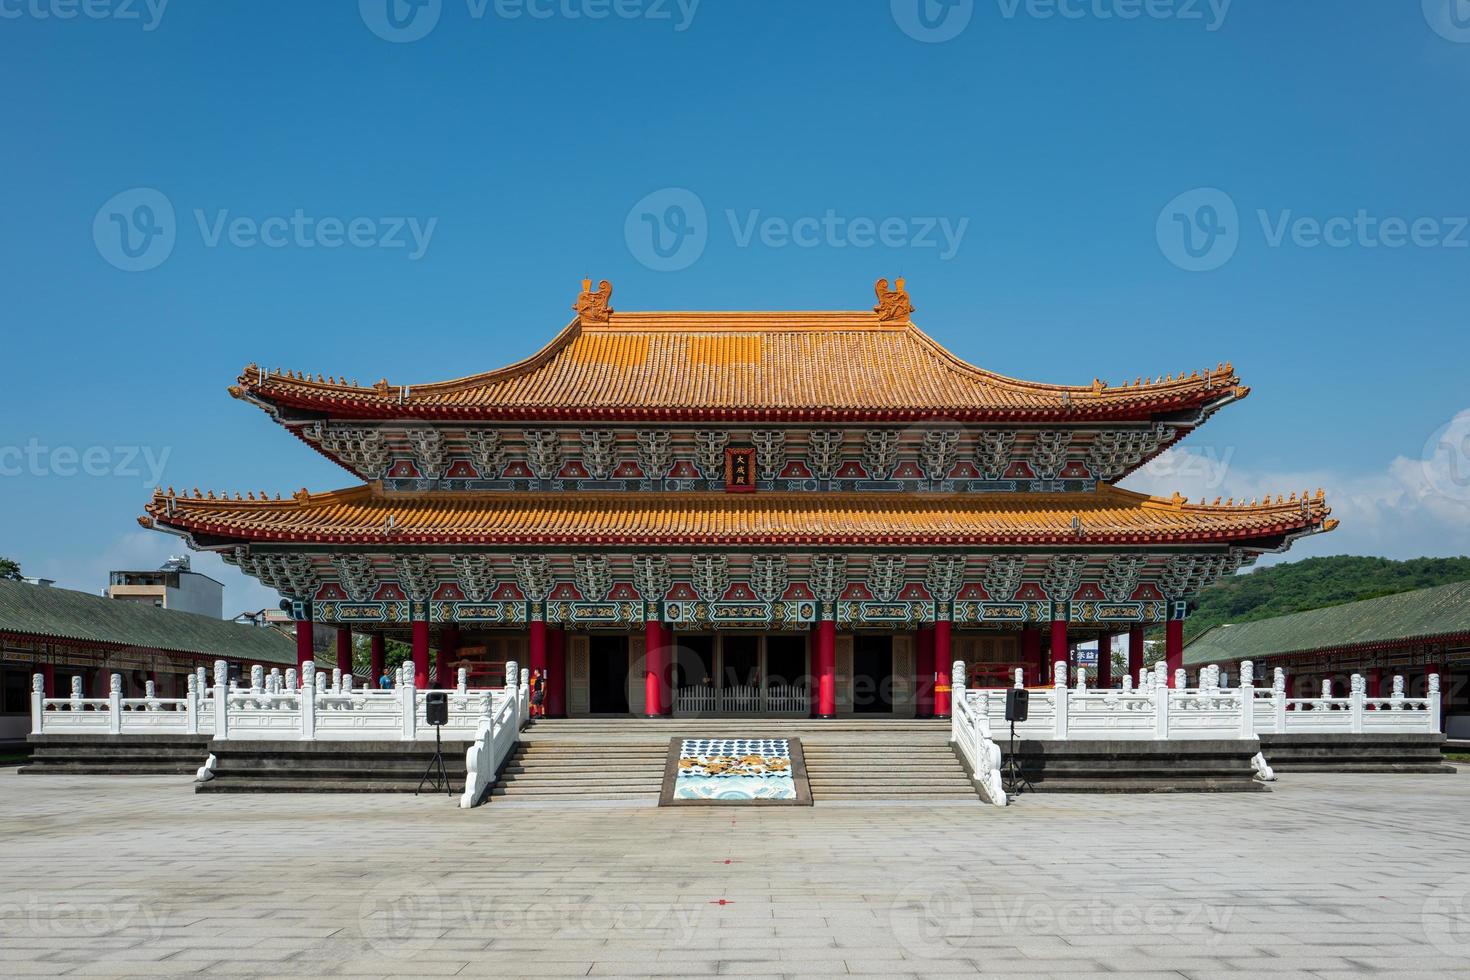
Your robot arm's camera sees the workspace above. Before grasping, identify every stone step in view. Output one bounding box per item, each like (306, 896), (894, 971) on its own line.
(19, 763), (201, 776)
(198, 778), (463, 794)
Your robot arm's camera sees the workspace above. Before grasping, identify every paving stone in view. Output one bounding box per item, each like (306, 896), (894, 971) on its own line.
(2, 769), (1469, 976)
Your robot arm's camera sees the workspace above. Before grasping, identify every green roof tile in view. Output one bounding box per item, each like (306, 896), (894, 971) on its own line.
(0, 579), (297, 665)
(1184, 579), (1470, 666)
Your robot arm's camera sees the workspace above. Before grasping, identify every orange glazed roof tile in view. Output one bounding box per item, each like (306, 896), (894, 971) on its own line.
(142, 485), (1333, 549)
(232, 301), (1247, 423)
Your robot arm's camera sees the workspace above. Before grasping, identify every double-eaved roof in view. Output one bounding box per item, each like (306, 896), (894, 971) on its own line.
(230, 305), (1247, 423)
(0, 579), (297, 664)
(1184, 579), (1470, 666)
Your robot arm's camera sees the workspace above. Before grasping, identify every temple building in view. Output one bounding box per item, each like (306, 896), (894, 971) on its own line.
(139, 279), (1336, 719)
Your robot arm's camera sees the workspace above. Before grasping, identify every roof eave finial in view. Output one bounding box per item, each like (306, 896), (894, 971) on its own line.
(575, 278), (614, 324)
(873, 277), (915, 322)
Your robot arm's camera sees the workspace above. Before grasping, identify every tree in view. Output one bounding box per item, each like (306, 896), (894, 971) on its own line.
(0, 556), (21, 581)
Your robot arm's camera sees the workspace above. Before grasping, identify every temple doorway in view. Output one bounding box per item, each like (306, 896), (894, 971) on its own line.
(852, 635), (894, 714)
(670, 633), (809, 716)
(589, 635), (630, 714)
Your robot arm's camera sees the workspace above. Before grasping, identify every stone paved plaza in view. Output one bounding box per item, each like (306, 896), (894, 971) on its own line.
(4, 768), (1470, 978)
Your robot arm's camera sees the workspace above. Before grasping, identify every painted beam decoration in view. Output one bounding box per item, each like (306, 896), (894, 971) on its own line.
(292, 550), (1222, 629)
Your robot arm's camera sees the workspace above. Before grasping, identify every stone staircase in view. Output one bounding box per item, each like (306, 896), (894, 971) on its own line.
(999, 739), (1268, 792)
(1259, 733), (1456, 774)
(195, 739), (472, 793)
(490, 719), (979, 804)
(20, 735), (210, 776)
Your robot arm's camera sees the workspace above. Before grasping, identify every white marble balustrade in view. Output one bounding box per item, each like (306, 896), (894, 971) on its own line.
(33, 660), (522, 742)
(963, 661), (1441, 741)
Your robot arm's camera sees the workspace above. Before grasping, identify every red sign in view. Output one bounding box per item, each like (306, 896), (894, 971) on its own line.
(724, 447), (756, 493)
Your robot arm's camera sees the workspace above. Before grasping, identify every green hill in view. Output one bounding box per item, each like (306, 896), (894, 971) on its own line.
(1184, 555), (1470, 640)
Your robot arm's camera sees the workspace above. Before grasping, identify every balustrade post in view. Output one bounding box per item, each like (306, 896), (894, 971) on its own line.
(1350, 674), (1365, 734)
(211, 662), (229, 738)
(1053, 660), (1068, 739)
(1273, 668), (1287, 732)
(401, 669), (416, 740)
(71, 675), (83, 709)
(950, 660), (966, 747)
(1428, 674), (1442, 733)
(457, 667), (468, 694)
(300, 662), (317, 740)
(31, 674), (44, 735)
(186, 673), (199, 735)
(1154, 664), (1170, 739)
(1239, 661), (1255, 739)
(108, 673), (123, 734)
(505, 660), (519, 730)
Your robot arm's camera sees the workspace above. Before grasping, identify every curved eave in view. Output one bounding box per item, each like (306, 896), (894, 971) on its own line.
(140, 489), (1333, 552)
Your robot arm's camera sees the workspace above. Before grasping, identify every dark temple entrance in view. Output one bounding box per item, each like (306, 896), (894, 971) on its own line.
(852, 635), (894, 714)
(589, 635), (630, 714)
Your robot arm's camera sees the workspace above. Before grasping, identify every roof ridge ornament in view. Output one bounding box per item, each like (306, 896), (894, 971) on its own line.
(575, 278), (614, 323)
(873, 277), (914, 321)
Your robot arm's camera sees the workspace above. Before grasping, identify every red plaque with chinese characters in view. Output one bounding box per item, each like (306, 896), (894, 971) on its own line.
(724, 446), (756, 493)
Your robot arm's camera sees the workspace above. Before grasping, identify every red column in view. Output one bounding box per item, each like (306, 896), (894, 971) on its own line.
(1096, 634), (1113, 689)
(932, 617), (952, 719)
(915, 627), (935, 718)
(1165, 619), (1184, 687)
(411, 615), (430, 688)
(529, 620), (548, 676)
(438, 625), (460, 689)
(336, 627), (353, 677)
(815, 617), (836, 719)
(1050, 618), (1069, 686)
(1018, 627), (1038, 687)
(296, 615), (315, 676)
(547, 627), (567, 718)
(369, 634), (386, 687)
(644, 619), (665, 718)
(41, 663), (56, 698)
(1127, 626), (1146, 683)
(1366, 667), (1382, 699)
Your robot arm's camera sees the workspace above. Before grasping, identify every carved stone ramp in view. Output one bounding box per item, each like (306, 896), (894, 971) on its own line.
(492, 719), (980, 805)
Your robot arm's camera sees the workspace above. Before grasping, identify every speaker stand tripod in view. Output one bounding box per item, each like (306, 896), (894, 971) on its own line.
(416, 723), (452, 796)
(1003, 720), (1034, 796)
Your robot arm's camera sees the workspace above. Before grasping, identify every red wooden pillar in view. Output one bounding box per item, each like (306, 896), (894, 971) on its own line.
(410, 613), (430, 688)
(1049, 618), (1069, 686)
(1127, 626), (1146, 682)
(1020, 627), (1041, 687)
(335, 627), (353, 677)
(644, 619), (666, 718)
(1366, 667), (1383, 699)
(369, 634), (386, 687)
(932, 617), (952, 719)
(547, 627), (567, 718)
(437, 625), (460, 689)
(915, 626), (935, 718)
(815, 617), (836, 718)
(1096, 634), (1114, 689)
(529, 618), (548, 711)
(295, 611), (315, 677)
(41, 663), (56, 698)
(1165, 620), (1185, 687)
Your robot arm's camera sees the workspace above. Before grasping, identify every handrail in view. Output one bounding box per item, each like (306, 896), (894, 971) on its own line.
(461, 663), (527, 808)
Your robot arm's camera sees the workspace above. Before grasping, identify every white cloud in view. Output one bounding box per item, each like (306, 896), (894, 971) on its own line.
(1124, 410), (1470, 563)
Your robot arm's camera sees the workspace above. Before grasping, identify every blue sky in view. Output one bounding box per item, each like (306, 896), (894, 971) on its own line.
(2, 1), (1468, 613)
